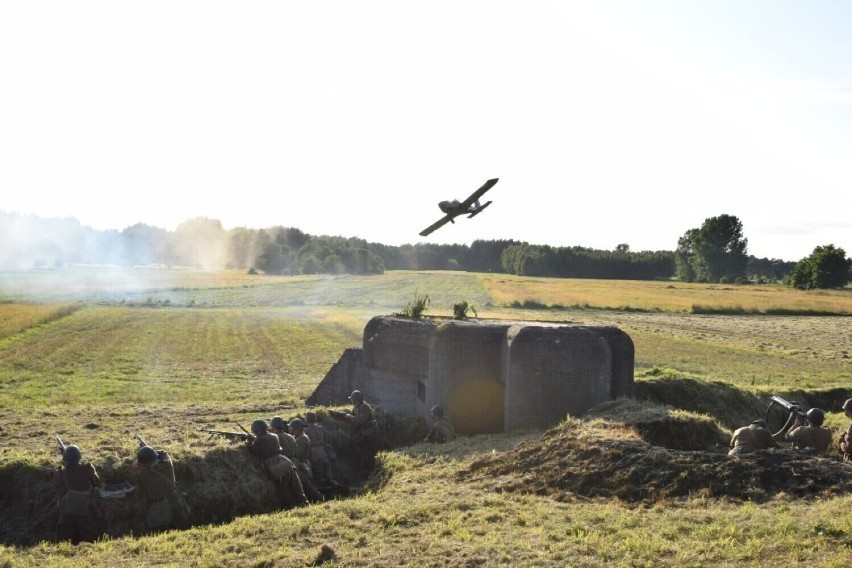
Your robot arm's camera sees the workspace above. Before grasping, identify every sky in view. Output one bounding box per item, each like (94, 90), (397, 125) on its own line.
(1, 1), (850, 262)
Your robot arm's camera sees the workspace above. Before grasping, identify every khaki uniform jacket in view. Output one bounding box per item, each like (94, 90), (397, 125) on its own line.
(305, 423), (331, 464)
(842, 422), (852, 460)
(293, 433), (311, 465)
(249, 433), (283, 461)
(137, 451), (177, 501)
(350, 402), (376, 432)
(54, 462), (101, 494)
(786, 425), (832, 452)
(425, 417), (456, 443)
(728, 424), (778, 455)
(274, 431), (297, 459)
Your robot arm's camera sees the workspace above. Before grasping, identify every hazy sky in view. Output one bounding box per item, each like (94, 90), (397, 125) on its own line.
(1, 1), (850, 262)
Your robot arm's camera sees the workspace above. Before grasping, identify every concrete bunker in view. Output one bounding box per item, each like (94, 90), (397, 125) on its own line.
(307, 316), (634, 434)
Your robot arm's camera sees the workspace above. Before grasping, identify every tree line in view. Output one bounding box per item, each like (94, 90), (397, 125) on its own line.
(1, 211), (847, 288)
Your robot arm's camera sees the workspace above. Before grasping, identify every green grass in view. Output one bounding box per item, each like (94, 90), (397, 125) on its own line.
(0, 306), (362, 408)
(0, 268), (850, 566)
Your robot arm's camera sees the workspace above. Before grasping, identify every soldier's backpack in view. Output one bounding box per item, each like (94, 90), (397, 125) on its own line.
(61, 469), (92, 518)
(264, 454), (294, 482)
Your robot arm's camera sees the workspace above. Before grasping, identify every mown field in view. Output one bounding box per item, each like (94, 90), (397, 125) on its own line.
(0, 268), (850, 566)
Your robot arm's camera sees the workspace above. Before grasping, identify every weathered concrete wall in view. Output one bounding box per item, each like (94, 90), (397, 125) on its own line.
(427, 323), (506, 435)
(503, 325), (613, 431)
(308, 316), (634, 434)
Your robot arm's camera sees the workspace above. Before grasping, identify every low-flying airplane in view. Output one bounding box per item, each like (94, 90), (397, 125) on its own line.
(419, 178), (498, 237)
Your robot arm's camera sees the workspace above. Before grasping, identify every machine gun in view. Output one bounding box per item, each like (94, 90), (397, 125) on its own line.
(134, 433), (148, 448)
(200, 423), (255, 443)
(766, 395), (807, 436)
(56, 435), (67, 455)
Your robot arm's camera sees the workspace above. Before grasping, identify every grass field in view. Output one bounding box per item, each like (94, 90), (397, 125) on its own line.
(0, 268), (850, 566)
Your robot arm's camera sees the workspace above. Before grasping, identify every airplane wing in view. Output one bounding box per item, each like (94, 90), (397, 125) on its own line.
(458, 178), (499, 210)
(419, 214), (453, 237)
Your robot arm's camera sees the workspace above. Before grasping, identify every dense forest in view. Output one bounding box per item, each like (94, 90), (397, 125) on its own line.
(0, 211), (801, 282)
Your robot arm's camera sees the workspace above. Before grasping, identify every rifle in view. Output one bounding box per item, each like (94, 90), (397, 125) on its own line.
(56, 435), (67, 455)
(327, 409), (350, 420)
(200, 428), (254, 443)
(134, 433), (148, 448)
(766, 395), (806, 436)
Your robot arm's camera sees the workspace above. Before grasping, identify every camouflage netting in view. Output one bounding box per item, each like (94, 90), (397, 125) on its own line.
(461, 417), (852, 503)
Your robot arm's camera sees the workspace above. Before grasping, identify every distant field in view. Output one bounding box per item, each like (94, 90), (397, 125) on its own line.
(4, 267), (850, 314)
(479, 273), (852, 314)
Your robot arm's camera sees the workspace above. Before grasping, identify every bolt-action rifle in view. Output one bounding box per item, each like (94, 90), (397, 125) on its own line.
(327, 409), (351, 421)
(134, 433), (148, 448)
(200, 423), (255, 443)
(56, 435), (67, 455)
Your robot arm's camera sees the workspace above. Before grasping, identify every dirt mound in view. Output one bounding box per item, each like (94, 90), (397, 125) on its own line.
(586, 399), (729, 450)
(461, 418), (852, 503)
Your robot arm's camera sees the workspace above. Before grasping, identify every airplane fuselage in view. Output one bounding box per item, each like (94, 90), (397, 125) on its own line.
(438, 199), (464, 215)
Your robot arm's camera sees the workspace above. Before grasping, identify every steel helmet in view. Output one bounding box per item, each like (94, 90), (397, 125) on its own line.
(430, 405), (445, 417)
(62, 445), (82, 465)
(843, 398), (852, 411)
(136, 446), (158, 465)
(270, 416), (286, 430)
(349, 390), (364, 403)
(305, 411), (317, 423)
(251, 419), (269, 434)
(288, 418), (306, 431)
(805, 408), (825, 426)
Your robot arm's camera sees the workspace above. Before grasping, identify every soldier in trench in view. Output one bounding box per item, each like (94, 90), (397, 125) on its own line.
(423, 405), (456, 444)
(839, 398), (852, 461)
(727, 419), (778, 455)
(785, 408), (832, 452)
(54, 444), (103, 544)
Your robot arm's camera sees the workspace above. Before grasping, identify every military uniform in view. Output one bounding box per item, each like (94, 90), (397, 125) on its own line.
(54, 462), (102, 544)
(728, 424), (778, 455)
(349, 401), (381, 466)
(843, 422), (852, 461)
(292, 430), (323, 502)
(273, 430), (297, 459)
(424, 417), (455, 444)
(250, 433), (306, 508)
(305, 422), (334, 485)
(136, 450), (190, 530)
(785, 425), (832, 452)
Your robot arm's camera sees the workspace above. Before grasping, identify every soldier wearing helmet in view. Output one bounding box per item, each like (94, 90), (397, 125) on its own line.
(53, 443), (102, 544)
(289, 418), (323, 502)
(785, 407), (832, 452)
(248, 418), (306, 508)
(423, 405), (455, 444)
(727, 419), (778, 456)
(840, 398), (852, 461)
(305, 411), (336, 488)
(269, 416), (297, 459)
(133, 442), (190, 530)
(334, 389), (382, 468)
